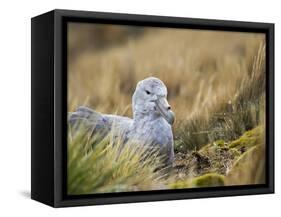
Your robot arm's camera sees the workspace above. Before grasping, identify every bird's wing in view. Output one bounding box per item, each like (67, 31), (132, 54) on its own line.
(68, 106), (132, 139)
(68, 106), (113, 138)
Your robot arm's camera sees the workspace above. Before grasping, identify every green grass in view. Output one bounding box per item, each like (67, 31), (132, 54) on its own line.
(169, 173), (225, 189)
(172, 125), (265, 186)
(67, 129), (166, 194)
(68, 124), (265, 194)
(67, 43), (266, 194)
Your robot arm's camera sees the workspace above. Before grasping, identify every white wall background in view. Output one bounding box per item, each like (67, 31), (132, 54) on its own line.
(0, 0), (279, 216)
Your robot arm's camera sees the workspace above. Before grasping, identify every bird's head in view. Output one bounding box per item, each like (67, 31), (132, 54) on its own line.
(132, 77), (175, 125)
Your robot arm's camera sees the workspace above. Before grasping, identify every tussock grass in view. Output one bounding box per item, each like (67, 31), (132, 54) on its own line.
(68, 25), (264, 122)
(68, 127), (165, 194)
(67, 25), (266, 192)
(175, 43), (266, 152)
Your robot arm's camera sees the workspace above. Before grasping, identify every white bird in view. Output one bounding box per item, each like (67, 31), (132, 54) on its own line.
(69, 77), (175, 166)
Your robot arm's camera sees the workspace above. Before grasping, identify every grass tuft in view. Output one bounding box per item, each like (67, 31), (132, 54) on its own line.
(67, 26), (266, 192)
(67, 127), (166, 194)
(174, 43), (266, 152)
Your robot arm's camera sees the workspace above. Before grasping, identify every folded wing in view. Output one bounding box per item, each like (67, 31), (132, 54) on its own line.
(68, 106), (133, 140)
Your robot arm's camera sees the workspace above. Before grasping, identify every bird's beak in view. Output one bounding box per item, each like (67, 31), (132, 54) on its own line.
(155, 97), (175, 125)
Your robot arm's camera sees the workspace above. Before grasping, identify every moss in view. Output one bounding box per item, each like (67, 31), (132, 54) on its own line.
(193, 125), (265, 176)
(199, 126), (263, 155)
(190, 173), (225, 187)
(228, 126), (263, 151)
(200, 139), (230, 156)
(214, 139), (227, 147)
(169, 173), (225, 189)
(173, 125), (265, 183)
(226, 144), (265, 185)
(168, 180), (191, 189)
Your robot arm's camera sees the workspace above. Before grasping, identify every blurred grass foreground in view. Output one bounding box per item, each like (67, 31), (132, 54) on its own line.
(67, 23), (266, 194)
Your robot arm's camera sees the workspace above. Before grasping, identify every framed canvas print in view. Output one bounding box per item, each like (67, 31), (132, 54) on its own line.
(31, 9), (274, 207)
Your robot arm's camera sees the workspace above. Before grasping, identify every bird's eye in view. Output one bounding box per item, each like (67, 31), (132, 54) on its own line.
(145, 90), (151, 95)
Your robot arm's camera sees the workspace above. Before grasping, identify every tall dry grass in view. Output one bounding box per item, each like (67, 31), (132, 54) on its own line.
(68, 24), (264, 122)
(175, 43), (266, 151)
(67, 23), (266, 193)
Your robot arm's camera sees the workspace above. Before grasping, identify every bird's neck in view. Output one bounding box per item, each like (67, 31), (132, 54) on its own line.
(133, 112), (161, 126)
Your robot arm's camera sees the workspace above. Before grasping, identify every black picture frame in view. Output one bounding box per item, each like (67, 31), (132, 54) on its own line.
(31, 9), (274, 207)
